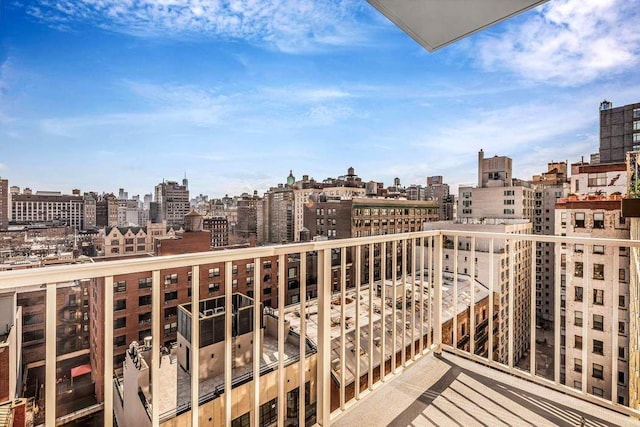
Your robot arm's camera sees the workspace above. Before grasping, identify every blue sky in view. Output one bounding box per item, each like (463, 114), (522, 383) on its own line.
(1, 0), (640, 199)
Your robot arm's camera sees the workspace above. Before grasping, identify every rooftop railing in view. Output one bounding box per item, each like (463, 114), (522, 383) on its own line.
(1, 229), (639, 426)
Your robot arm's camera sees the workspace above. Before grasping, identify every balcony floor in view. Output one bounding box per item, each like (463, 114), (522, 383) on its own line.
(333, 352), (636, 427)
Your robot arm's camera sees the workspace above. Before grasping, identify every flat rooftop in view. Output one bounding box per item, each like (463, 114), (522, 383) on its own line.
(286, 274), (491, 386)
(334, 352), (636, 427)
(153, 327), (302, 421)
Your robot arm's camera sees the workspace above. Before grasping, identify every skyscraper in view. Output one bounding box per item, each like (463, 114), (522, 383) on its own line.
(154, 180), (190, 227)
(599, 100), (640, 163)
(0, 177), (9, 230)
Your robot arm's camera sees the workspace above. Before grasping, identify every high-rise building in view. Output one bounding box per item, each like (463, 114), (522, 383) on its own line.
(154, 180), (190, 227)
(424, 220), (533, 364)
(11, 191), (85, 230)
(598, 100), (640, 164)
(95, 193), (118, 227)
(0, 177), (9, 229)
(439, 151), (534, 365)
(458, 150), (535, 223)
(258, 184), (295, 244)
(555, 195), (629, 404)
(426, 175), (451, 220)
(531, 162), (570, 326)
(293, 186), (366, 242)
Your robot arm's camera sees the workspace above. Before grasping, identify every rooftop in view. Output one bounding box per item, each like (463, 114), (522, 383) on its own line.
(286, 274), (492, 386)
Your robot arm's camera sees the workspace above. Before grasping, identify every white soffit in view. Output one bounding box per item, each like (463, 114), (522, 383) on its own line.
(367, 0), (549, 52)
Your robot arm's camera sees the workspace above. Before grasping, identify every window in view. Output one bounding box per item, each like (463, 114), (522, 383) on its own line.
(164, 273), (178, 285)
(593, 314), (603, 331)
(575, 286), (583, 301)
(593, 264), (604, 280)
(619, 295), (626, 308)
(139, 295), (151, 306)
(503, 209), (515, 215)
(263, 261), (272, 269)
(635, 133), (640, 143)
(114, 280), (126, 292)
(574, 311), (583, 327)
(139, 312), (152, 324)
(592, 364), (604, 379)
(574, 358), (582, 373)
(634, 120), (640, 131)
(114, 335), (126, 347)
(259, 398), (278, 427)
(232, 412), (250, 427)
(575, 212), (585, 228)
(503, 199), (514, 205)
(114, 299), (126, 311)
(264, 287), (272, 295)
(619, 321), (626, 335)
(139, 277), (152, 289)
(587, 173), (607, 187)
(592, 387), (604, 397)
(574, 262), (583, 278)
(634, 108), (640, 118)
(288, 267), (297, 278)
(232, 265), (238, 274)
(593, 212), (604, 229)
(593, 340), (603, 355)
(209, 267), (220, 278)
(593, 245), (604, 254)
(246, 263), (254, 273)
(574, 381), (582, 390)
(619, 346), (626, 360)
(164, 291), (178, 302)
(575, 244), (584, 253)
(575, 335), (582, 350)
(164, 307), (177, 318)
(618, 371), (626, 385)
(209, 283), (220, 293)
(619, 268), (627, 283)
(593, 289), (604, 305)
(114, 317), (126, 329)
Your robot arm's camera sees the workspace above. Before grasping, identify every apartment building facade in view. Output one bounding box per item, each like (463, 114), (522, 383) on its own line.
(424, 221), (533, 364)
(11, 192), (85, 230)
(0, 178), (9, 230)
(531, 162), (570, 326)
(154, 180), (190, 227)
(555, 196), (630, 404)
(599, 100), (640, 164)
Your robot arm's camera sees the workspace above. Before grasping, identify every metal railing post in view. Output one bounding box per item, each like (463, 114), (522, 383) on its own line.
(317, 248), (331, 426)
(104, 276), (114, 427)
(433, 233), (443, 352)
(152, 270), (161, 427)
(45, 283), (57, 427)
(190, 266), (200, 427)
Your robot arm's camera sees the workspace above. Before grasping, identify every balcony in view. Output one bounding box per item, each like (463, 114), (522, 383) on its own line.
(1, 229), (639, 426)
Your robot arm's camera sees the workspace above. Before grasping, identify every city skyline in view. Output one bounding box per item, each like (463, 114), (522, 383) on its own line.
(1, 0), (640, 198)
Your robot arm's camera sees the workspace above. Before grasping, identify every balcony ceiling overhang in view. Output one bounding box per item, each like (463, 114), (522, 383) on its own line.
(366, 0), (549, 52)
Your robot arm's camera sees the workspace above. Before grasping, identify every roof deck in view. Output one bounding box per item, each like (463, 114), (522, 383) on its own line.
(334, 352), (637, 427)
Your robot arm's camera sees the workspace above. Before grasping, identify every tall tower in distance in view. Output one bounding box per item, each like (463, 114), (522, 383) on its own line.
(599, 100), (640, 163)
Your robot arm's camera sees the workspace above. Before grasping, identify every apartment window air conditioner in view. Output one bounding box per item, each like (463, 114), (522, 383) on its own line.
(203, 309), (214, 316)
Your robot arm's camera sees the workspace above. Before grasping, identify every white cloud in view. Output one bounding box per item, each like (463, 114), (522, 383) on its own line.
(476, 0), (640, 86)
(259, 85), (353, 104)
(306, 104), (362, 125)
(0, 57), (14, 124)
(21, 0), (370, 53)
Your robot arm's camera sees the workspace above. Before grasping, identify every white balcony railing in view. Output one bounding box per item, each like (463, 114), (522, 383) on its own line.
(1, 229), (640, 426)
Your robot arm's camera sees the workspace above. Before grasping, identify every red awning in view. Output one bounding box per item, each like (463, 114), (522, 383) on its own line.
(71, 364), (92, 378)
